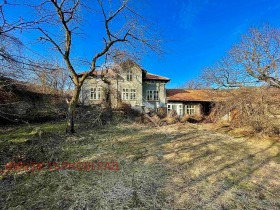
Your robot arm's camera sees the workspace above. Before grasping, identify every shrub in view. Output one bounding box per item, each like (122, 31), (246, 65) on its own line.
(160, 110), (179, 125)
(156, 107), (167, 118)
(181, 114), (204, 123)
(211, 87), (280, 136)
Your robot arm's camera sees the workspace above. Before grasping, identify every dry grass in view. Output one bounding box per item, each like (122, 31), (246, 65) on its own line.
(0, 122), (279, 209)
(154, 124), (280, 209)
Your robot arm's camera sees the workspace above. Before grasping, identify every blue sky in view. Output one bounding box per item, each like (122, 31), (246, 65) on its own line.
(141, 0), (280, 88)
(5, 0), (280, 88)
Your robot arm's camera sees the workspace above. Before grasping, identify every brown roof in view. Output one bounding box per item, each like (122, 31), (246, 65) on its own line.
(167, 87), (280, 103)
(143, 73), (170, 81)
(166, 89), (229, 102)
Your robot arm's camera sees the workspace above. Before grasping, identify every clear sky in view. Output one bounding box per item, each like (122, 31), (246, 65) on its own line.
(5, 0), (280, 88)
(141, 0), (280, 88)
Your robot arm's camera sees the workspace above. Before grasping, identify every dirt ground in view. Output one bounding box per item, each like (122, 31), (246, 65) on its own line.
(0, 122), (279, 209)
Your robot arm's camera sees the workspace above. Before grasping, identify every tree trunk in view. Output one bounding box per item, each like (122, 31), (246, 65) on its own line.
(66, 102), (75, 133)
(66, 85), (81, 134)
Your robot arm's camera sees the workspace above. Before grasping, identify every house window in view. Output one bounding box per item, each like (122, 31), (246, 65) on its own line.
(178, 104), (183, 116)
(126, 69), (132, 81)
(90, 87), (101, 100)
(147, 80), (155, 84)
(167, 104), (172, 112)
(146, 90), (159, 101)
(186, 105), (195, 115)
(130, 89), (136, 100)
(167, 103), (183, 116)
(154, 91), (159, 101)
(122, 88), (136, 100)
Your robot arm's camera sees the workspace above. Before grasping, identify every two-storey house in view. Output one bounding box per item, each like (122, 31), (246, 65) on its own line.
(79, 60), (170, 110)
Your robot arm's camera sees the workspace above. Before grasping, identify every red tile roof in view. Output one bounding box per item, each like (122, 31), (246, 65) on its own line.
(166, 89), (228, 102)
(167, 87), (280, 103)
(143, 73), (170, 81)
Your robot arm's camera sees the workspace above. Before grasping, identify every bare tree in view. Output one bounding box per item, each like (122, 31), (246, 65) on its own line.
(0, 0), (49, 80)
(0, 0), (23, 79)
(201, 25), (280, 89)
(199, 24), (280, 135)
(0, 1), (75, 124)
(201, 55), (260, 88)
(231, 25), (280, 88)
(32, 0), (161, 133)
(34, 64), (72, 95)
(210, 87), (280, 135)
(183, 78), (208, 89)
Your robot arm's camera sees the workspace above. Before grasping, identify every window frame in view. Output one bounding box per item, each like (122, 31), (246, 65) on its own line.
(178, 104), (183, 116)
(167, 103), (184, 116)
(90, 87), (101, 100)
(146, 90), (159, 101)
(147, 80), (155, 84)
(167, 104), (172, 112)
(122, 88), (136, 100)
(185, 104), (196, 115)
(126, 69), (133, 81)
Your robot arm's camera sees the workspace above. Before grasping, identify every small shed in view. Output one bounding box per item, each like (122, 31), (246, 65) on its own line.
(166, 89), (226, 117)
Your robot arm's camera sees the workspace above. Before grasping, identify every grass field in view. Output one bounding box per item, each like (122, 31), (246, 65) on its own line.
(0, 122), (279, 209)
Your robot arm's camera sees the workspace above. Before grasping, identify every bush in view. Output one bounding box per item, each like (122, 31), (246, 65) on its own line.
(119, 103), (141, 119)
(160, 110), (179, 125)
(75, 103), (142, 129)
(181, 114), (204, 123)
(156, 107), (167, 118)
(211, 87), (280, 136)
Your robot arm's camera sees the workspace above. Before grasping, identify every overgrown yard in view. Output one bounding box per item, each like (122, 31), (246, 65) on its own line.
(0, 122), (279, 209)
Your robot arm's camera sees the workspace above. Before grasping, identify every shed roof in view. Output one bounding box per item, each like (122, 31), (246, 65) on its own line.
(166, 89), (229, 102)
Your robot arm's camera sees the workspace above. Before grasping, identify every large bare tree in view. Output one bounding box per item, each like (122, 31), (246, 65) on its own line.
(0, 0), (49, 79)
(231, 25), (280, 88)
(201, 55), (256, 88)
(31, 0), (161, 133)
(199, 24), (280, 135)
(0, 1), (25, 79)
(201, 25), (280, 89)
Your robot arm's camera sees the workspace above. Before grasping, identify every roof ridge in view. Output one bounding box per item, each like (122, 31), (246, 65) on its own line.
(146, 72), (170, 80)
